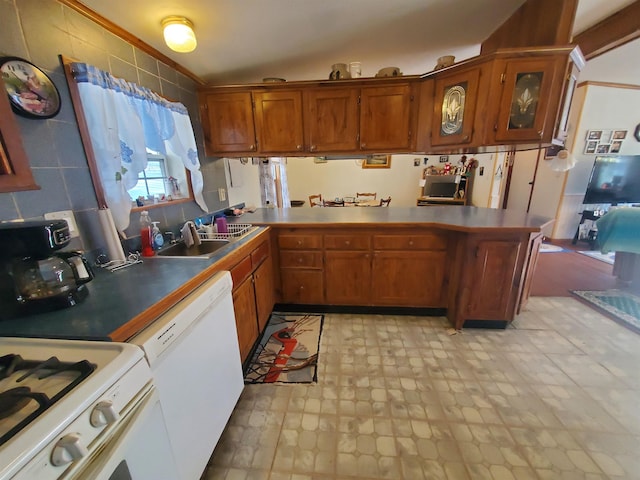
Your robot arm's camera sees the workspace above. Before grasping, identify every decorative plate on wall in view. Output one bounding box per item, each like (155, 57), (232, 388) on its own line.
(0, 57), (60, 119)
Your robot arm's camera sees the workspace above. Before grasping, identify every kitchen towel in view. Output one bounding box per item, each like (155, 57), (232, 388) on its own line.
(97, 208), (126, 262)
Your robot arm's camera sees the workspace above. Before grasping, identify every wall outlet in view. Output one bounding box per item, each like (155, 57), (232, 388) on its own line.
(218, 188), (226, 201)
(44, 210), (79, 238)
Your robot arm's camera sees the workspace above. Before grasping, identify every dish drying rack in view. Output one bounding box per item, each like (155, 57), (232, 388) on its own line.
(197, 223), (252, 240)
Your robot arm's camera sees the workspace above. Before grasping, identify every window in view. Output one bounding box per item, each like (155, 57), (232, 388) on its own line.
(129, 154), (168, 201)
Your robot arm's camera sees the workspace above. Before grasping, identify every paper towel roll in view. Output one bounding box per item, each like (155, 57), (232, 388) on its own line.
(98, 208), (126, 262)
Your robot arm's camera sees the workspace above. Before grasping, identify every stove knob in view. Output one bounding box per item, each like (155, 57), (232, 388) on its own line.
(51, 433), (88, 466)
(90, 400), (119, 427)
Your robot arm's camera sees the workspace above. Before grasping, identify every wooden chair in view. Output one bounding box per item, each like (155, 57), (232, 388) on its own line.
(379, 196), (391, 207)
(356, 192), (377, 200)
(309, 194), (323, 207)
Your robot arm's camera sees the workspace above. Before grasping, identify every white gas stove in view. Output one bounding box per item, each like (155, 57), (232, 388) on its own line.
(0, 336), (174, 480)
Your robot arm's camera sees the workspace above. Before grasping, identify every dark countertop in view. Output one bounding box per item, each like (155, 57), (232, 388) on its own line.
(247, 206), (553, 232)
(0, 226), (267, 341)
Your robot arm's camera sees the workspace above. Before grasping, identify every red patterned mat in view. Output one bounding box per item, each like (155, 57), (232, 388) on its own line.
(244, 313), (324, 384)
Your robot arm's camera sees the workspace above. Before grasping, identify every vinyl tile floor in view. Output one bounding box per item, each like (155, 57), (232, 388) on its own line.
(203, 297), (640, 479)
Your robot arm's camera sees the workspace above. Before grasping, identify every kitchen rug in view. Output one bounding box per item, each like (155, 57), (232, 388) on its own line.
(571, 289), (640, 334)
(578, 250), (615, 265)
(244, 313), (324, 384)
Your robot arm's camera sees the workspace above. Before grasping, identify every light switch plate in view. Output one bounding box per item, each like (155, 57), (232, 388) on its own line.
(44, 210), (79, 238)
(218, 188), (226, 201)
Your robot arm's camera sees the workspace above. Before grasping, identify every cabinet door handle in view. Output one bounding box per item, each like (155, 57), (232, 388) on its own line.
(345, 240), (350, 246)
(297, 240), (302, 246)
(310, 145), (316, 151)
(298, 257), (303, 263)
(361, 142), (367, 149)
(250, 144), (256, 150)
(463, 135), (470, 142)
(408, 240), (414, 246)
(537, 130), (543, 138)
(296, 144), (303, 150)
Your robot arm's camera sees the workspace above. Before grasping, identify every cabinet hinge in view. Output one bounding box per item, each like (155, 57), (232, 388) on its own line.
(356, 133), (360, 142)
(500, 73), (506, 84)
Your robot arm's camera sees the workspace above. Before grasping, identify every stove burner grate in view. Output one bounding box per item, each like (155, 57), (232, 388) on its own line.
(0, 354), (95, 446)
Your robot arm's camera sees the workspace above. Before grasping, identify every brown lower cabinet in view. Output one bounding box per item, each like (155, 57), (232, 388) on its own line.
(273, 227), (540, 328)
(229, 236), (276, 362)
(232, 276), (259, 362)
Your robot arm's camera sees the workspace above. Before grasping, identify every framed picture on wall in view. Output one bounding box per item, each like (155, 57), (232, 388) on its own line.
(584, 141), (597, 154)
(596, 144), (610, 154)
(613, 130), (627, 140)
(587, 130), (602, 141)
(610, 141), (622, 153)
(362, 155), (391, 169)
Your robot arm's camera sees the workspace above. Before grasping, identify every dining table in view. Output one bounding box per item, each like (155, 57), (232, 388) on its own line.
(323, 199), (380, 207)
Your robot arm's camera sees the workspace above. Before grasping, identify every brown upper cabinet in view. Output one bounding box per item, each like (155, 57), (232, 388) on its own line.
(198, 45), (583, 157)
(359, 84), (416, 152)
(492, 57), (560, 143)
(200, 91), (256, 154)
(253, 90), (305, 154)
(304, 87), (359, 153)
(431, 67), (482, 147)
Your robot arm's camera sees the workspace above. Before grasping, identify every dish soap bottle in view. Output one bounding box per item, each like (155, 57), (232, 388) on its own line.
(140, 211), (154, 257)
(152, 222), (164, 250)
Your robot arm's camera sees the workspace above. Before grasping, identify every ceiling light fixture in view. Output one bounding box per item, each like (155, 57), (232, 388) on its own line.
(162, 16), (197, 53)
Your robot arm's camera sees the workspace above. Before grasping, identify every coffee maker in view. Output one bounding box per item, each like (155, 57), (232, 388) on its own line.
(0, 220), (94, 318)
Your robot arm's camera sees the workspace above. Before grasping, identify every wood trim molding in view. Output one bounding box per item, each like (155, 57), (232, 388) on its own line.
(481, 0), (578, 53)
(576, 80), (640, 90)
(572, 0), (640, 60)
(58, 0), (205, 85)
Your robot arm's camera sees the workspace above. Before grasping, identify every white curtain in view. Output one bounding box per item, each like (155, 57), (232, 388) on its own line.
(71, 62), (208, 231)
(258, 158), (290, 207)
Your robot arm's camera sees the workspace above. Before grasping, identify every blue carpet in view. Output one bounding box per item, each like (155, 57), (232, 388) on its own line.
(572, 290), (640, 333)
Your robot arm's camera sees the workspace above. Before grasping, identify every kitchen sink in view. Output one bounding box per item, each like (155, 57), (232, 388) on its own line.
(156, 239), (230, 258)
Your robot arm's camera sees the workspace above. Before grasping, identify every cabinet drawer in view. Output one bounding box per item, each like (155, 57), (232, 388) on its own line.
(251, 241), (269, 268)
(324, 234), (370, 250)
(373, 234), (447, 250)
(280, 269), (324, 304)
(230, 255), (252, 288)
(280, 251), (323, 268)
(278, 234), (322, 250)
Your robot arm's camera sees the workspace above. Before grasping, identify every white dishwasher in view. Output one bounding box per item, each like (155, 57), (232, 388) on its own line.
(129, 270), (244, 480)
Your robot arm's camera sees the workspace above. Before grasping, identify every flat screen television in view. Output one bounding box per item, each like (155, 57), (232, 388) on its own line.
(583, 155), (640, 205)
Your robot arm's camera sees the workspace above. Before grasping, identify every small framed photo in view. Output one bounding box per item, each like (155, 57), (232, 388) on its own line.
(613, 130), (627, 140)
(439, 155), (449, 163)
(413, 158), (421, 167)
(584, 141), (598, 154)
(587, 130), (602, 140)
(596, 144), (610, 154)
(362, 154), (391, 169)
(610, 140), (622, 153)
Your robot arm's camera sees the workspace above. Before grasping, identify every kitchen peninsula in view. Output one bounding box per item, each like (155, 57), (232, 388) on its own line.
(252, 206), (551, 329)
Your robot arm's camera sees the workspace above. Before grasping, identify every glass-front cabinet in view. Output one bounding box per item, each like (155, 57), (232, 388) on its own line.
(493, 58), (558, 142)
(431, 68), (480, 146)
